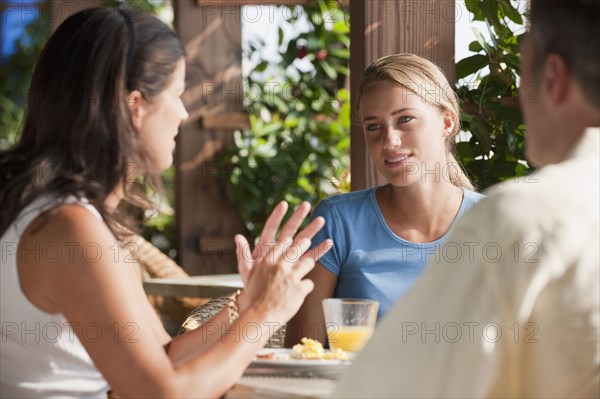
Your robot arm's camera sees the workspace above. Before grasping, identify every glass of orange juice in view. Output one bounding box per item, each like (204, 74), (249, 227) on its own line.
(322, 298), (379, 352)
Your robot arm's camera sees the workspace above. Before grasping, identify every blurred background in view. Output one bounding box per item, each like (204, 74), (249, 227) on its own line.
(1, 0), (529, 274)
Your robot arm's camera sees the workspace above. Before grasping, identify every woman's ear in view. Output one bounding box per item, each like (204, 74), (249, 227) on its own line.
(442, 110), (456, 137)
(125, 90), (145, 131)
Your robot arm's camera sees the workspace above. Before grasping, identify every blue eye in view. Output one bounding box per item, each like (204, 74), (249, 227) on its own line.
(366, 124), (380, 131)
(398, 116), (413, 123)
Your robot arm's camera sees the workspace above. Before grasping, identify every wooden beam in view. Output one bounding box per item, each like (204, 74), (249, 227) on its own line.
(199, 112), (250, 130)
(349, 0), (456, 190)
(196, 0), (350, 7)
(198, 236), (236, 255)
(174, 0), (247, 275)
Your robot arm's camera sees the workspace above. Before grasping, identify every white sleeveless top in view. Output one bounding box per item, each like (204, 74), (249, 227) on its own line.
(1, 195), (109, 398)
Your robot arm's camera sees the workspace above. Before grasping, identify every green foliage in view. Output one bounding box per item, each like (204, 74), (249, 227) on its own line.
(216, 0), (351, 238)
(456, 0), (532, 189)
(1, 7), (49, 150)
(140, 166), (178, 258)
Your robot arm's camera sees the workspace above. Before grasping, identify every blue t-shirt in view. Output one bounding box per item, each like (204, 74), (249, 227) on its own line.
(310, 187), (485, 320)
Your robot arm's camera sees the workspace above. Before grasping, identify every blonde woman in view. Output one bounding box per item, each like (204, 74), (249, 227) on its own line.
(286, 54), (484, 347)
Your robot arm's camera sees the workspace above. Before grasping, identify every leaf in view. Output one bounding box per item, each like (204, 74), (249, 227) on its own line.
(337, 88), (350, 103)
(339, 103), (351, 129)
(498, 0), (523, 24)
(506, 131), (519, 154)
(503, 54), (521, 71)
(332, 21), (350, 34)
(482, 0), (501, 32)
(320, 59), (338, 80)
(460, 112), (474, 123)
(456, 54), (489, 79)
(470, 118), (492, 154)
(337, 34), (350, 48)
(469, 40), (484, 53)
(472, 27), (493, 54)
(284, 114), (299, 129)
(465, 0), (485, 21)
(328, 48), (350, 59)
(497, 161), (520, 178)
(456, 141), (474, 159)
(333, 64), (350, 76)
(307, 37), (321, 51)
(254, 61), (268, 73)
(278, 27), (284, 47)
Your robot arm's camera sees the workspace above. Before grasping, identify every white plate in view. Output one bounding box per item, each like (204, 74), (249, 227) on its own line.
(247, 348), (354, 379)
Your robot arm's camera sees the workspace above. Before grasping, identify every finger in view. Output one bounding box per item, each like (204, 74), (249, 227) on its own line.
(302, 239), (334, 263)
(262, 236), (294, 266)
(235, 234), (252, 283)
(255, 201), (288, 257)
(294, 216), (325, 243)
(298, 278), (315, 297)
(291, 256), (316, 280)
(280, 237), (312, 267)
(278, 201), (311, 241)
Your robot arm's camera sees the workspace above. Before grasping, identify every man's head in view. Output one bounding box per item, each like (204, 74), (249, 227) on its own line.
(520, 0), (600, 167)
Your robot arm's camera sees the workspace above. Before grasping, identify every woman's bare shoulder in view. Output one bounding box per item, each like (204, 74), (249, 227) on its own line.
(18, 203), (126, 313)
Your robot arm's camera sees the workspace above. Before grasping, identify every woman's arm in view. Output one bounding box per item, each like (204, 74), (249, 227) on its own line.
(284, 262), (338, 347)
(167, 201), (330, 366)
(166, 292), (250, 366)
(18, 203), (327, 398)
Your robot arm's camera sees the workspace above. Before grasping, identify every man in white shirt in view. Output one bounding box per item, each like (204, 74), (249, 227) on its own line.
(333, 0), (599, 397)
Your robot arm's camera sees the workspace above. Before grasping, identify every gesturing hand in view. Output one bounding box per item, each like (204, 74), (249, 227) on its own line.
(235, 201), (329, 284)
(234, 201), (332, 318)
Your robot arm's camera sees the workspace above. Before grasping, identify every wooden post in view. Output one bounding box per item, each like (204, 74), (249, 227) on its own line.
(173, 0), (247, 275)
(349, 0), (456, 190)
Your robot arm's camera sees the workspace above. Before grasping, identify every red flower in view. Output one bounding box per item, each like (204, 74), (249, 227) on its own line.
(297, 46), (307, 59)
(316, 49), (328, 61)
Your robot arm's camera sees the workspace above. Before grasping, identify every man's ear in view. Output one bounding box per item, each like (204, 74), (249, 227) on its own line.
(125, 90), (145, 131)
(542, 54), (570, 109)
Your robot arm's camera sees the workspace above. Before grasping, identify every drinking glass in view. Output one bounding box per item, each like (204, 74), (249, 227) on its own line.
(322, 298), (379, 352)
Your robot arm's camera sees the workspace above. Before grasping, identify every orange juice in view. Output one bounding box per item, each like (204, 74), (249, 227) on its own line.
(327, 326), (374, 352)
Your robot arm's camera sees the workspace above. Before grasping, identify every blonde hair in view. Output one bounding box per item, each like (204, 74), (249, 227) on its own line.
(356, 53), (474, 191)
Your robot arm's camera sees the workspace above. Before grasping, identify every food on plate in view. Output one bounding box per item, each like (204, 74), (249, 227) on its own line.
(256, 352), (275, 360)
(291, 337), (347, 360)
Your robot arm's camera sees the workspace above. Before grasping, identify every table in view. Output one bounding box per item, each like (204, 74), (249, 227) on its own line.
(226, 375), (338, 398)
(143, 274), (243, 298)
(225, 353), (344, 398)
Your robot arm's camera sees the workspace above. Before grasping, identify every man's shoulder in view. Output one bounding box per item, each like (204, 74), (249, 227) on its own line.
(488, 155), (597, 210)
(460, 159), (598, 240)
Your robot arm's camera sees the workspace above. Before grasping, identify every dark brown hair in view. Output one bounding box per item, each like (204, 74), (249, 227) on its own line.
(0, 7), (184, 237)
(529, 0), (600, 107)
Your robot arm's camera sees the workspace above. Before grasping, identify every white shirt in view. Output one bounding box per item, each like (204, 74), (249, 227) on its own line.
(332, 128), (599, 398)
(1, 195), (109, 398)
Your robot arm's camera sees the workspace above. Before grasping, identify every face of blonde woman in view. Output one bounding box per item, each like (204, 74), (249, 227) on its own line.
(360, 80), (454, 187)
(135, 58), (189, 171)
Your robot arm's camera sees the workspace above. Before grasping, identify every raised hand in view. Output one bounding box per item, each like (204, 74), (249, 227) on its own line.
(234, 201), (332, 321)
(235, 201), (328, 285)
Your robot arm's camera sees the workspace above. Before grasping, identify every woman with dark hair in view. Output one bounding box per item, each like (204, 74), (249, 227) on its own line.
(0, 8), (331, 398)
